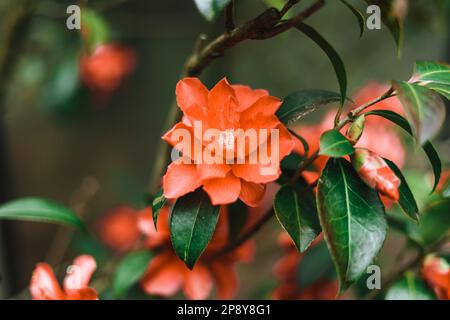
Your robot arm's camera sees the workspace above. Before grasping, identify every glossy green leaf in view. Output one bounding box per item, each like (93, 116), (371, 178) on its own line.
(274, 182), (321, 252)
(317, 158), (387, 293)
(227, 200), (249, 241)
(113, 250), (153, 298)
(422, 141), (442, 193)
(340, 0), (365, 37)
(412, 61), (450, 99)
(170, 189), (220, 269)
(365, 110), (442, 192)
(297, 240), (336, 290)
(296, 23), (347, 106)
(384, 159), (419, 221)
(365, 0), (404, 56)
(152, 189), (167, 229)
(194, 0), (231, 21)
(319, 130), (355, 157)
(392, 81), (446, 145)
(0, 197), (83, 228)
(385, 273), (436, 300)
(277, 90), (342, 125)
(419, 197), (450, 246)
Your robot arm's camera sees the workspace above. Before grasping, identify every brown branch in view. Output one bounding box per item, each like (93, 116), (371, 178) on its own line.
(225, 0), (235, 31)
(149, 0), (326, 194)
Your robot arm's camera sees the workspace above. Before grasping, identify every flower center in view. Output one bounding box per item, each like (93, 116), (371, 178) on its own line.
(218, 130), (235, 151)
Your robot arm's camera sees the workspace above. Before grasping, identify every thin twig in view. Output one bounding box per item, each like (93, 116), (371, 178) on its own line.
(225, 0), (235, 31)
(280, 0), (302, 17)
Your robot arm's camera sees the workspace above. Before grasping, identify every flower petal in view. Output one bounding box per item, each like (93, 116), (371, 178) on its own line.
(183, 264), (213, 300)
(232, 163), (280, 184)
(208, 78), (239, 130)
(210, 262), (238, 299)
(30, 263), (65, 300)
(232, 85), (269, 111)
(203, 172), (241, 205)
(163, 162), (202, 199)
(176, 78), (208, 121)
(64, 255), (97, 291)
(239, 180), (266, 207)
(162, 122), (202, 162)
(197, 163), (231, 181)
(241, 96), (282, 120)
(66, 288), (98, 300)
(140, 252), (185, 297)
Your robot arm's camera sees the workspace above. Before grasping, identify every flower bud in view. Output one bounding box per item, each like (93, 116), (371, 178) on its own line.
(351, 149), (401, 201)
(346, 115), (365, 145)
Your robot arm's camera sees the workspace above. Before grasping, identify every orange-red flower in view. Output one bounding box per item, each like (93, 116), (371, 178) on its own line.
(80, 44), (135, 94)
(97, 206), (142, 252)
(422, 255), (450, 300)
(139, 207), (255, 300)
(162, 78), (295, 206)
(351, 148), (401, 201)
(272, 233), (338, 300)
(30, 255), (98, 300)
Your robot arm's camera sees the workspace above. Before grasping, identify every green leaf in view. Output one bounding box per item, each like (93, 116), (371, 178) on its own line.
(340, 0), (365, 37)
(384, 159), (419, 221)
(422, 141), (442, 193)
(392, 81), (446, 145)
(227, 200), (249, 241)
(412, 61), (450, 99)
(113, 250), (153, 298)
(152, 189), (167, 230)
(365, 110), (442, 193)
(170, 189), (220, 269)
(296, 23), (347, 106)
(319, 130), (355, 157)
(277, 90), (342, 125)
(365, 0), (404, 56)
(0, 197), (83, 228)
(419, 197), (450, 246)
(193, 0), (231, 22)
(297, 240), (336, 290)
(317, 158), (387, 293)
(81, 9), (110, 52)
(274, 182), (321, 252)
(385, 273), (436, 300)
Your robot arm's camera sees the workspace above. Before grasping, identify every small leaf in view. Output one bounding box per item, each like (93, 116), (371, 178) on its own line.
(277, 90), (342, 125)
(152, 189), (167, 229)
(296, 23), (347, 106)
(274, 182), (321, 252)
(81, 9), (111, 52)
(385, 273), (436, 300)
(392, 81), (446, 145)
(0, 197), (83, 228)
(319, 130), (355, 157)
(340, 0), (365, 37)
(113, 250), (153, 298)
(193, 0), (231, 22)
(365, 110), (441, 192)
(227, 200), (249, 241)
(384, 158), (419, 221)
(317, 158), (387, 293)
(412, 61), (450, 99)
(365, 0), (404, 56)
(170, 189), (220, 269)
(422, 141), (442, 193)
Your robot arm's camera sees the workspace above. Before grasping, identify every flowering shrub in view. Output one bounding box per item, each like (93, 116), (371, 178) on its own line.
(0, 0), (448, 302)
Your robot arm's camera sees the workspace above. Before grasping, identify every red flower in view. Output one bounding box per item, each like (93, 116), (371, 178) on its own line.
(80, 44), (135, 94)
(272, 233), (338, 300)
(351, 148), (401, 201)
(30, 255), (98, 300)
(422, 255), (450, 300)
(139, 207), (255, 300)
(162, 78), (295, 206)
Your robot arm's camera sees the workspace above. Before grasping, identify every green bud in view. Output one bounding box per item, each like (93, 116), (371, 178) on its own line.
(346, 115), (365, 145)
